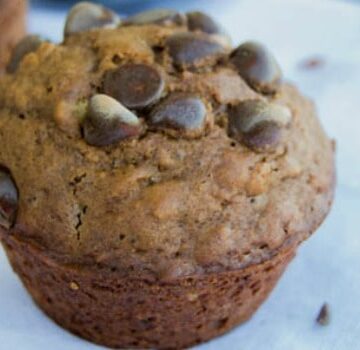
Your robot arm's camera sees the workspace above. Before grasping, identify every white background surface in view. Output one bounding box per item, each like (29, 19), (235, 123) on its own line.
(1, 0), (360, 349)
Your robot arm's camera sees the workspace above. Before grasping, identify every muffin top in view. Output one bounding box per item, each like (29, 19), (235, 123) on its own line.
(0, 3), (334, 280)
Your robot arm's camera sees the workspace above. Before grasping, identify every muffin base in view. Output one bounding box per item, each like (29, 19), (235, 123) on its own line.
(1, 233), (295, 349)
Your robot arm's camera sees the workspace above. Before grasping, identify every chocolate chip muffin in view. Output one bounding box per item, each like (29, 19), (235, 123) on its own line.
(0, 2), (335, 349)
(0, 0), (27, 72)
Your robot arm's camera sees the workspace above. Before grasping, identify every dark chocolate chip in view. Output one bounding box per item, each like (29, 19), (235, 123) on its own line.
(124, 9), (186, 26)
(150, 93), (207, 133)
(166, 32), (225, 68)
(187, 12), (232, 48)
(242, 120), (282, 152)
(7, 35), (43, 73)
(103, 64), (164, 109)
(228, 100), (291, 136)
(316, 303), (330, 326)
(187, 11), (224, 35)
(83, 94), (141, 147)
(0, 168), (18, 230)
(228, 100), (291, 152)
(64, 2), (120, 36)
(231, 41), (282, 94)
(228, 100), (262, 139)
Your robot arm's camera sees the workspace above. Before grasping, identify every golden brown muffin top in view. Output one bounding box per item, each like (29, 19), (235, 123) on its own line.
(0, 3), (334, 280)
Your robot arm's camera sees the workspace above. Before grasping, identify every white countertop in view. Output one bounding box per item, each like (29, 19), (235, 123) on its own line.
(1, 0), (360, 349)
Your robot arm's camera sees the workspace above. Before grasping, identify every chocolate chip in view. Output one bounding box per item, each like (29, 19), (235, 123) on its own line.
(150, 93), (207, 136)
(242, 120), (281, 152)
(187, 12), (232, 48)
(316, 303), (330, 326)
(187, 11), (223, 34)
(83, 94), (141, 147)
(0, 168), (18, 230)
(166, 32), (225, 68)
(64, 1), (120, 36)
(228, 100), (291, 152)
(229, 100), (291, 134)
(103, 64), (165, 109)
(7, 35), (43, 73)
(124, 9), (186, 26)
(231, 41), (282, 94)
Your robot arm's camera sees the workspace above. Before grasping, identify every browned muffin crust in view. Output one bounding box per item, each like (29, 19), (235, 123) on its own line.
(2, 232), (295, 349)
(0, 3), (335, 349)
(0, 0), (27, 71)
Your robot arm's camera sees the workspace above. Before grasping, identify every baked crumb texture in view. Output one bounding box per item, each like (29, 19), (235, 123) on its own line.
(0, 3), (335, 349)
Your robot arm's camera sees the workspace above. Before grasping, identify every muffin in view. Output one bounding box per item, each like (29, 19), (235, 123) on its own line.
(0, 0), (27, 72)
(0, 2), (335, 349)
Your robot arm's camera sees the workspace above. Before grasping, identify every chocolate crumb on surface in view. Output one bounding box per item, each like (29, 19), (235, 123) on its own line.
(299, 56), (326, 70)
(316, 303), (331, 326)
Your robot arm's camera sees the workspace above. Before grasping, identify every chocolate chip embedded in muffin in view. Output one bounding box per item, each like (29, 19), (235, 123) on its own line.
(166, 32), (225, 68)
(228, 99), (292, 152)
(64, 1), (120, 36)
(187, 11), (223, 35)
(83, 94), (142, 146)
(229, 100), (292, 133)
(186, 11), (232, 47)
(149, 92), (208, 137)
(103, 64), (165, 109)
(0, 168), (18, 230)
(230, 41), (282, 94)
(242, 120), (282, 153)
(7, 35), (44, 73)
(124, 9), (186, 26)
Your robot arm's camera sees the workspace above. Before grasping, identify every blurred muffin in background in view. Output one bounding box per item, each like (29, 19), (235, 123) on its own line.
(0, 0), (27, 72)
